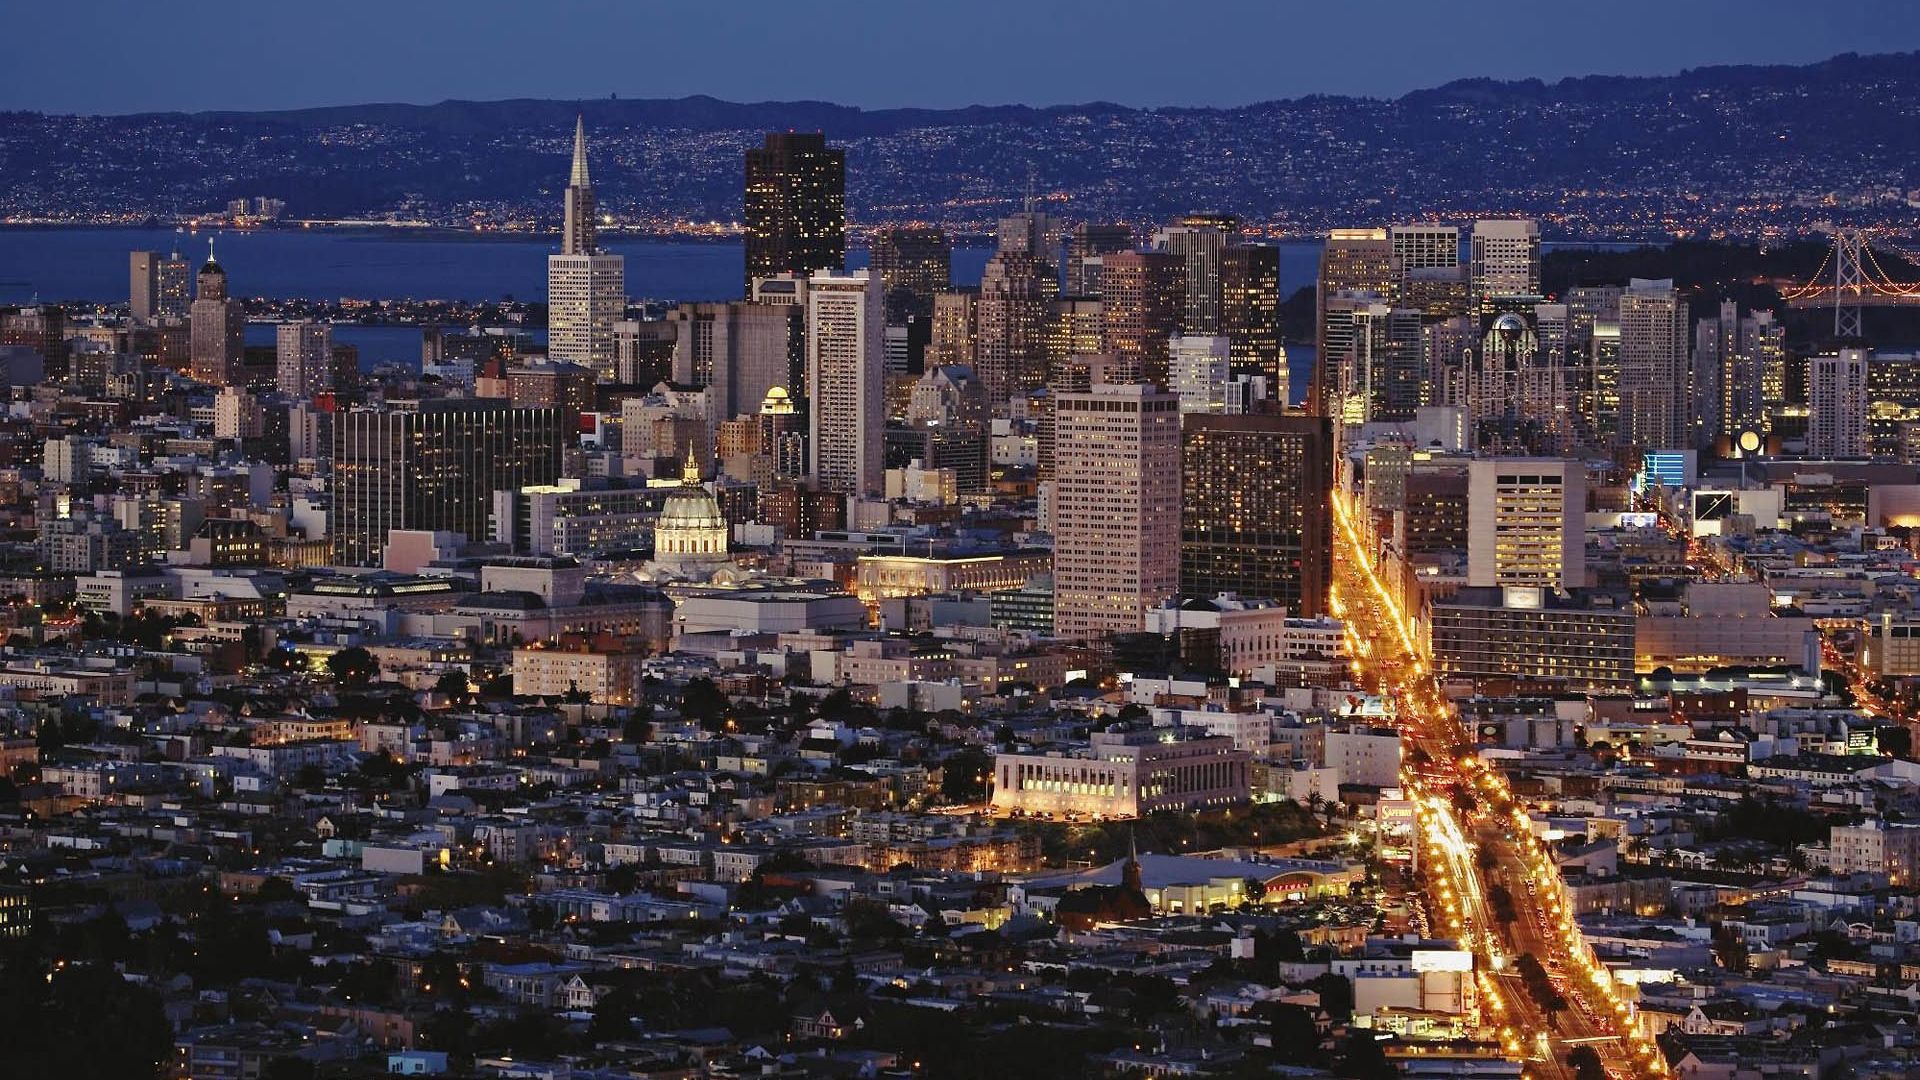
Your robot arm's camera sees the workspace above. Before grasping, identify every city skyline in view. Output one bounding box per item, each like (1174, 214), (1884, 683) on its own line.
(8, 19), (1920, 1080)
(2, 2), (1918, 114)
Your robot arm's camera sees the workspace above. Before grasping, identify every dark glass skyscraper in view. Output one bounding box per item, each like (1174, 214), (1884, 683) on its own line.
(743, 132), (846, 294)
(867, 226), (951, 323)
(1179, 413), (1333, 617)
(333, 400), (565, 566)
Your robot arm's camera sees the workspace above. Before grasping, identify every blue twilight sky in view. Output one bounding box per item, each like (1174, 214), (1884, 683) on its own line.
(3, 0), (1919, 114)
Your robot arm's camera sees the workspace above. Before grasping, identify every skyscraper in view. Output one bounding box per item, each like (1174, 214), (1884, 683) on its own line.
(996, 207), (1066, 275)
(1180, 412), (1333, 618)
(744, 132), (846, 293)
(805, 270), (884, 496)
(1617, 278), (1690, 452)
(189, 242), (243, 386)
(1171, 335), (1233, 414)
(1219, 244), (1284, 394)
(546, 117), (626, 381)
(1694, 302), (1785, 447)
(333, 399), (566, 566)
(668, 301), (793, 425)
(1808, 348), (1869, 459)
(1053, 382), (1181, 640)
(1466, 458), (1585, 590)
(867, 227), (951, 323)
(974, 252), (1052, 410)
(1154, 213), (1240, 335)
(1469, 219), (1541, 311)
(1313, 229), (1396, 416)
(1100, 251), (1185, 387)
(1390, 223), (1460, 273)
(276, 320), (334, 399)
(927, 290), (978, 371)
(130, 249), (189, 324)
(1065, 222), (1134, 297)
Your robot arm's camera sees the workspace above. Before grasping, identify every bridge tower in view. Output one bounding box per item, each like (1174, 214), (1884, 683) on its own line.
(1835, 229), (1866, 339)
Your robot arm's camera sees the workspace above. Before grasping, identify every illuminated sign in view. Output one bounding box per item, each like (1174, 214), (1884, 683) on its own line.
(1412, 950), (1474, 973)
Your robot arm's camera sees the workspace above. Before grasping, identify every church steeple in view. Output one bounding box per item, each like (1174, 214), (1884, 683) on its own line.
(561, 114), (598, 256)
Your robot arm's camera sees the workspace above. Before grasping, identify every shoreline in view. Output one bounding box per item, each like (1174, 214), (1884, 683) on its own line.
(0, 220), (1668, 249)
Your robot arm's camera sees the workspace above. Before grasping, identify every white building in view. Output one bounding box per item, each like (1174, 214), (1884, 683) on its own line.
(1170, 334), (1233, 414)
(1466, 458), (1585, 590)
(1807, 348), (1869, 458)
(1468, 218), (1539, 306)
(546, 120), (625, 380)
(806, 270), (884, 496)
(991, 728), (1250, 819)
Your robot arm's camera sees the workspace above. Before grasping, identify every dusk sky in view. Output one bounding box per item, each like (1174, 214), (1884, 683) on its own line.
(5, 0), (1920, 114)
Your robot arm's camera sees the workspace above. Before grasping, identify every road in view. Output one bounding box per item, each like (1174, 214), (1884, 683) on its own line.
(1331, 490), (1668, 1080)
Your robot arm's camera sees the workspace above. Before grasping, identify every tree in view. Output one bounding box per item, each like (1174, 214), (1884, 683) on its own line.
(587, 985), (639, 1044)
(1567, 1046), (1605, 1080)
(327, 646), (379, 689)
(434, 670), (472, 706)
(293, 763), (327, 791)
(940, 749), (994, 803)
(680, 677), (727, 727)
(1336, 1031), (1396, 1080)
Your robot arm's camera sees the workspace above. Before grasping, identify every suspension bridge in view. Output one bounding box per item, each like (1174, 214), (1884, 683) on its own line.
(1780, 229), (1920, 337)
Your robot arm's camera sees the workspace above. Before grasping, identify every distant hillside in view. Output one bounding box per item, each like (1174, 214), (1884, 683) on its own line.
(3, 51), (1918, 236)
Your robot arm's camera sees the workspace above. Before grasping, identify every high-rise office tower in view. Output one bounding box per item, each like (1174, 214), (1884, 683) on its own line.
(1220, 244), (1284, 394)
(1694, 302), (1785, 447)
(1053, 382), (1181, 640)
(1563, 285), (1623, 443)
(1180, 413), (1333, 618)
(1065, 223), (1134, 297)
(189, 242), (243, 386)
(805, 271), (884, 496)
(867, 227), (951, 324)
(1457, 309), (1564, 453)
(1100, 251), (1185, 387)
(1617, 279), (1690, 452)
(1390, 223), (1460, 274)
(1045, 297), (1106, 368)
(1154, 213), (1240, 335)
(1469, 219), (1541, 311)
(1323, 295), (1423, 427)
(1313, 229), (1397, 416)
(926, 290), (978, 371)
(275, 320), (334, 399)
(130, 249), (190, 324)
(1808, 348), (1870, 459)
(1171, 335), (1233, 414)
(667, 301), (793, 426)
(996, 207), (1067, 276)
(975, 252), (1052, 410)
(547, 118), (626, 381)
(333, 400), (565, 566)
(744, 132), (846, 293)
(1466, 458), (1585, 590)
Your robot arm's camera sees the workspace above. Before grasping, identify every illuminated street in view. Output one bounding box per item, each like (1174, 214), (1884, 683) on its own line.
(1332, 490), (1670, 1080)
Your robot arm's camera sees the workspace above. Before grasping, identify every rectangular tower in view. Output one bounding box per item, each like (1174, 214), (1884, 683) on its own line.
(805, 271), (884, 496)
(1053, 382), (1182, 640)
(744, 133), (847, 294)
(1180, 412), (1333, 617)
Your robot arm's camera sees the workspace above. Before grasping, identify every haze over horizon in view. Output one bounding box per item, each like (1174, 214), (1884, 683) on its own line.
(5, 0), (1920, 115)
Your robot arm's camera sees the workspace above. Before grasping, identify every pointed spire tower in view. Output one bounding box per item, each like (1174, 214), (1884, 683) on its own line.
(562, 113), (598, 256)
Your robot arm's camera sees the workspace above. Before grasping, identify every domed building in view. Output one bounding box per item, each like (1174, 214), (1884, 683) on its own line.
(646, 446), (732, 581)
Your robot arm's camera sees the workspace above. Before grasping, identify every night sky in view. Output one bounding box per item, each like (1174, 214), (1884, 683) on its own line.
(5, 0), (1920, 114)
